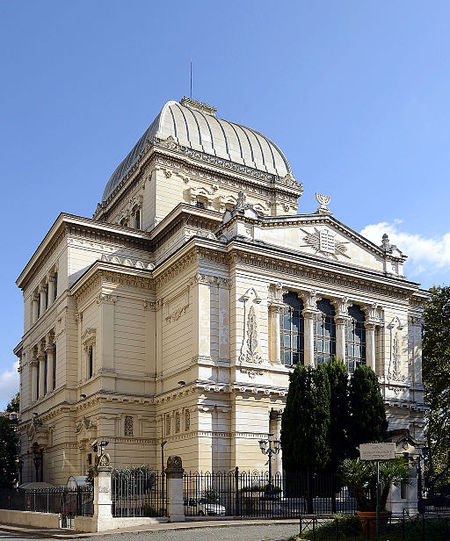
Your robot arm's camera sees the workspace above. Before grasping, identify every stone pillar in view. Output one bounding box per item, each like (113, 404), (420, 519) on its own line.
(30, 359), (38, 402)
(38, 352), (45, 398)
(94, 465), (113, 523)
(300, 290), (318, 367)
(332, 298), (350, 362)
(39, 284), (46, 314)
(165, 456), (185, 522)
(47, 276), (55, 307)
(97, 294), (116, 379)
(365, 322), (376, 371)
(271, 410), (283, 475)
(268, 304), (282, 364)
(193, 275), (211, 359)
(303, 310), (316, 367)
(32, 293), (39, 324)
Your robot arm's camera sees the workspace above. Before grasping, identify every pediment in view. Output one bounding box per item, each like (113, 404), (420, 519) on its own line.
(253, 216), (390, 274)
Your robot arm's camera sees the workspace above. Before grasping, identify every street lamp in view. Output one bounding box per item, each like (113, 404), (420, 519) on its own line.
(258, 433), (281, 496)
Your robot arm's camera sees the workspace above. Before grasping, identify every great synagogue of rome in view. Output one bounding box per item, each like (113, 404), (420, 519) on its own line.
(15, 97), (426, 485)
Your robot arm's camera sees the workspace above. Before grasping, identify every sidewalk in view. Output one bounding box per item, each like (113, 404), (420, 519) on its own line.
(0, 518), (301, 539)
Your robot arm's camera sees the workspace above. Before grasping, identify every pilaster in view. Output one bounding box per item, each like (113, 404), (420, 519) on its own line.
(332, 297), (350, 361)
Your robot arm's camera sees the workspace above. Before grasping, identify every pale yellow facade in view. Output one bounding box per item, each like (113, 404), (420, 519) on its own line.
(15, 98), (426, 485)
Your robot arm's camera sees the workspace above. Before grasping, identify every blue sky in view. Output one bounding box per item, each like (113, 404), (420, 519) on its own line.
(1, 0), (449, 407)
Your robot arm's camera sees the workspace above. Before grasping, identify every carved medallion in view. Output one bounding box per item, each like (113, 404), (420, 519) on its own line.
(300, 227), (350, 260)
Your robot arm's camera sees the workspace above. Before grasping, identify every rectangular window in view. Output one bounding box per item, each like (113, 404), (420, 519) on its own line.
(52, 344), (56, 390)
(37, 294), (41, 318)
(45, 284), (49, 309)
(43, 352), (48, 395)
(135, 209), (141, 229)
(36, 362), (40, 399)
(88, 345), (93, 379)
(54, 272), (58, 300)
(280, 292), (304, 366)
(315, 299), (336, 364)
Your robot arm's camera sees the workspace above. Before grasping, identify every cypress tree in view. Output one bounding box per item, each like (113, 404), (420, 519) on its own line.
(324, 357), (350, 471)
(281, 363), (331, 473)
(348, 364), (388, 456)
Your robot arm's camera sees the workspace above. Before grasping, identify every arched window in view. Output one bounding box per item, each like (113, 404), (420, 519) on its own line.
(346, 305), (366, 373)
(315, 299), (336, 364)
(281, 292), (304, 366)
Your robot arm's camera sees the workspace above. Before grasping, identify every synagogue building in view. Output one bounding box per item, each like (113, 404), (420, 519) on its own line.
(15, 98), (426, 488)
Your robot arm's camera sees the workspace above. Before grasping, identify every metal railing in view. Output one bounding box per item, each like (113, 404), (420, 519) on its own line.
(183, 469), (357, 518)
(112, 470), (167, 517)
(0, 486), (93, 517)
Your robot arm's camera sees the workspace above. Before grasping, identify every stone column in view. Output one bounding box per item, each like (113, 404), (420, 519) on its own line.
(32, 293), (39, 324)
(94, 465), (113, 524)
(365, 322), (376, 372)
(47, 275), (55, 307)
(39, 284), (46, 314)
(30, 359), (38, 402)
(302, 310), (316, 367)
(332, 298), (350, 362)
(271, 410), (283, 475)
(165, 456), (185, 522)
(268, 303), (282, 364)
(38, 351), (45, 398)
(300, 290), (318, 367)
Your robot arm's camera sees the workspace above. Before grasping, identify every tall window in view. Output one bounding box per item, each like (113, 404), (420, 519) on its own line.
(36, 361), (40, 399)
(43, 352), (48, 395)
(281, 292), (304, 366)
(52, 343), (56, 390)
(53, 272), (58, 300)
(135, 209), (141, 229)
(346, 305), (366, 373)
(88, 345), (94, 379)
(37, 294), (41, 318)
(315, 299), (336, 364)
(45, 284), (49, 310)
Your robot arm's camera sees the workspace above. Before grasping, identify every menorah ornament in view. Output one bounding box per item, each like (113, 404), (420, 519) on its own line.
(315, 193), (332, 214)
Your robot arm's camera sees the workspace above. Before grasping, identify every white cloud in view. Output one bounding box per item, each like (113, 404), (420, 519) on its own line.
(360, 220), (450, 278)
(0, 360), (19, 409)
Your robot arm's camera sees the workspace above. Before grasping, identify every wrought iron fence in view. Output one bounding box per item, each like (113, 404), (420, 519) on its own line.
(0, 486), (93, 517)
(112, 470), (167, 517)
(298, 514), (450, 540)
(183, 469), (357, 518)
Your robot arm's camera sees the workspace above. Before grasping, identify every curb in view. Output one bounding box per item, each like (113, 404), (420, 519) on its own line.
(0, 519), (301, 539)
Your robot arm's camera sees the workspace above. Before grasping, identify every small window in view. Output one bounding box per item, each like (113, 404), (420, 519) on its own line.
(175, 412), (181, 433)
(165, 415), (171, 436)
(185, 409), (190, 431)
(37, 294), (41, 318)
(195, 200), (205, 209)
(87, 453), (92, 466)
(36, 361), (40, 399)
(45, 284), (49, 310)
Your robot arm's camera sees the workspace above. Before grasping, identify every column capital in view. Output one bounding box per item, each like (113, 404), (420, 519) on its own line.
(298, 289), (319, 310)
(47, 274), (55, 283)
(302, 308), (318, 320)
(38, 284), (47, 293)
(335, 315), (350, 325)
(331, 297), (350, 317)
(268, 301), (284, 313)
(364, 321), (377, 330)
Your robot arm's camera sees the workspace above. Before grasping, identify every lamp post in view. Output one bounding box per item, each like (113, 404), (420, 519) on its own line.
(161, 440), (167, 510)
(258, 433), (281, 497)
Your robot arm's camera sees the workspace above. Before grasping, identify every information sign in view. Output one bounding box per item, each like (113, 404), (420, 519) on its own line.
(359, 442), (396, 461)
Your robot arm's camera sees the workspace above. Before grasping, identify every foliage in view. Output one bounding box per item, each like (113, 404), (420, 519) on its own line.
(348, 365), (388, 455)
(341, 458), (409, 512)
(239, 483), (281, 494)
(202, 489), (220, 503)
(324, 358), (350, 471)
(0, 416), (19, 488)
(422, 285), (450, 497)
(281, 363), (331, 473)
(6, 393), (19, 413)
(301, 515), (362, 539)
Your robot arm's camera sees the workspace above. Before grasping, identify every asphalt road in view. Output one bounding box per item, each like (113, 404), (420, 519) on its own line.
(0, 524), (299, 541)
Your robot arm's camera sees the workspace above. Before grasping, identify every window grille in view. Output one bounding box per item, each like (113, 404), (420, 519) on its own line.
(280, 292), (304, 366)
(346, 305), (366, 373)
(165, 415), (171, 436)
(175, 412), (181, 433)
(124, 416), (133, 436)
(315, 299), (336, 364)
(185, 409), (190, 431)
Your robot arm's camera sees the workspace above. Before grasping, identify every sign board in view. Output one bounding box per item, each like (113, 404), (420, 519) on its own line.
(359, 442), (396, 461)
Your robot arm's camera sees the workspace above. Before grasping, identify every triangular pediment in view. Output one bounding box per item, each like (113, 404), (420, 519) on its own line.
(251, 214), (396, 274)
